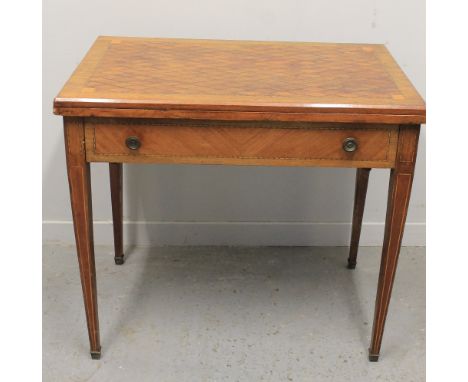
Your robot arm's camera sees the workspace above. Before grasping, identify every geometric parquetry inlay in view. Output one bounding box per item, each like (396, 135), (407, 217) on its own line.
(82, 39), (406, 105)
(55, 36), (426, 121)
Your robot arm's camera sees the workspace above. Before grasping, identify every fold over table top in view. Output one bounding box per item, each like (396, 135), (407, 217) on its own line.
(54, 36), (425, 124)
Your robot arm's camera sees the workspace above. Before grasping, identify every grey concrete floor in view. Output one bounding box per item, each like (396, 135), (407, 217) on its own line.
(43, 245), (425, 382)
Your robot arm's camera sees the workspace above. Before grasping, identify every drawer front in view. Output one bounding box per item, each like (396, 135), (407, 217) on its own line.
(84, 118), (399, 168)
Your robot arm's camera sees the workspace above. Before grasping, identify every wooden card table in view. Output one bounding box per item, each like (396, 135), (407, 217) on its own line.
(54, 36), (425, 361)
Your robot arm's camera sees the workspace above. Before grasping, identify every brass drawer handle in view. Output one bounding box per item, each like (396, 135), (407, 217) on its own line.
(343, 137), (358, 152)
(125, 136), (141, 150)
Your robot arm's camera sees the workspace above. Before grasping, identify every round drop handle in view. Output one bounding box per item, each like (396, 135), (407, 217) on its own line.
(126, 136), (141, 150)
(342, 137), (358, 152)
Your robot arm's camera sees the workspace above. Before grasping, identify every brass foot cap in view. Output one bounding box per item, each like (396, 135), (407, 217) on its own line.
(114, 256), (125, 265)
(90, 351), (101, 360)
(368, 351), (379, 362)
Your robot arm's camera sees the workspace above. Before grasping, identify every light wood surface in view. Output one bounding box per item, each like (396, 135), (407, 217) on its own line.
(54, 36), (425, 124)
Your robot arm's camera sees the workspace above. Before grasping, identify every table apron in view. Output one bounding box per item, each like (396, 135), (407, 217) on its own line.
(84, 118), (399, 168)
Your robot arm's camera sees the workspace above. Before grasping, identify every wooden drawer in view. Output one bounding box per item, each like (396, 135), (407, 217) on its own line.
(84, 118), (399, 168)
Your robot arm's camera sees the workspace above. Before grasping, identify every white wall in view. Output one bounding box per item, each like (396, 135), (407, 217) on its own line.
(43, 0), (425, 246)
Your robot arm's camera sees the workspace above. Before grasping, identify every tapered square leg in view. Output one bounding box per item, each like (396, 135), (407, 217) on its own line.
(369, 125), (420, 361)
(109, 163), (124, 265)
(348, 168), (371, 269)
(64, 117), (101, 360)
